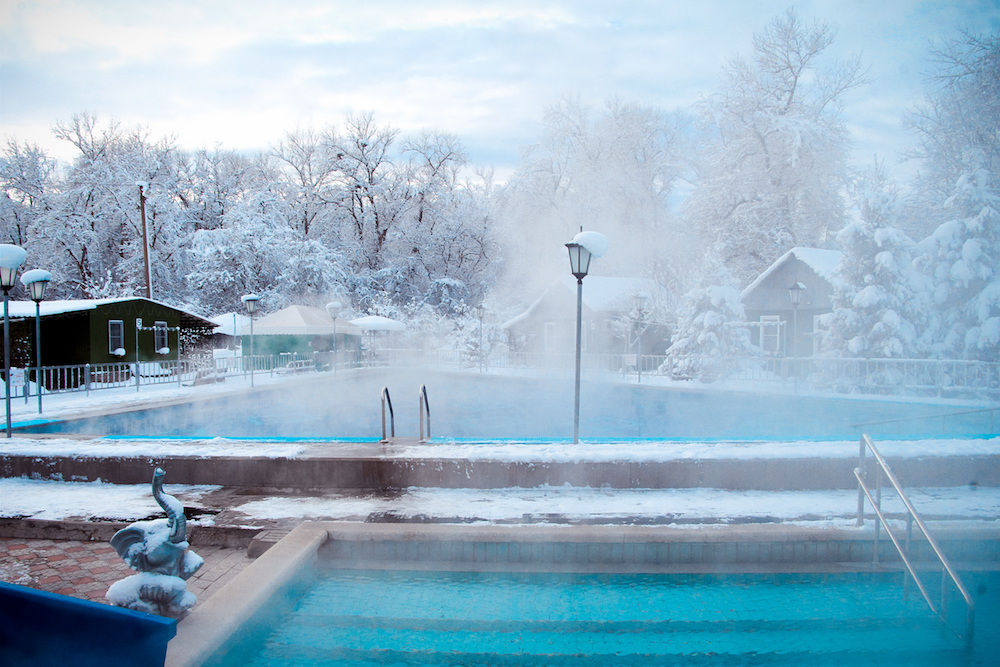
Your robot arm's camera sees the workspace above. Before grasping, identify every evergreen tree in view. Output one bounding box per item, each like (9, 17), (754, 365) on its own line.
(821, 164), (925, 360)
(662, 262), (758, 380)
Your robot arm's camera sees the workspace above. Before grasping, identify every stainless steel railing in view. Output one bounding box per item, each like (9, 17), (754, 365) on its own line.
(855, 433), (975, 646)
(380, 386), (394, 442)
(419, 384), (430, 442)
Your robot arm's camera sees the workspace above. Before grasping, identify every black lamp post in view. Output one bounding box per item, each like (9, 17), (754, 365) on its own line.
(242, 294), (260, 387)
(326, 301), (341, 374)
(788, 281), (806, 391)
(20, 269), (51, 415)
(476, 304), (485, 373)
(635, 292), (649, 384)
(565, 240), (594, 445)
(0, 245), (26, 438)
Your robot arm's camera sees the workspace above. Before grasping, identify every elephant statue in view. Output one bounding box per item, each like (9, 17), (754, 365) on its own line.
(106, 468), (204, 617)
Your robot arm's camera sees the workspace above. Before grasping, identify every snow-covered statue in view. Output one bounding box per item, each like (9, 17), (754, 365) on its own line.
(106, 467), (204, 618)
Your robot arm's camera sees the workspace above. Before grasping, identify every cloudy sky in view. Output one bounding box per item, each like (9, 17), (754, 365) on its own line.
(2, 0), (998, 181)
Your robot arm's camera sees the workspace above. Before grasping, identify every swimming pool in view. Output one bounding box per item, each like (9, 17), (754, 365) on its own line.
(16, 370), (997, 439)
(168, 523), (999, 667)
(207, 567), (997, 666)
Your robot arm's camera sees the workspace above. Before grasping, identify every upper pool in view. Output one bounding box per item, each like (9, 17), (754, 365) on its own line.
(16, 370), (998, 440)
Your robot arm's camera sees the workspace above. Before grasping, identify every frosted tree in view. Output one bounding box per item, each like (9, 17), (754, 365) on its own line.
(686, 8), (866, 286)
(915, 161), (999, 360)
(909, 31), (1000, 360)
(821, 163), (925, 362)
(662, 262), (758, 380)
(495, 96), (691, 305)
(0, 140), (55, 251)
(906, 30), (1000, 237)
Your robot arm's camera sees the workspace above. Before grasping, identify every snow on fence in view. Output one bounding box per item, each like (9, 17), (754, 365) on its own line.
(8, 350), (997, 401)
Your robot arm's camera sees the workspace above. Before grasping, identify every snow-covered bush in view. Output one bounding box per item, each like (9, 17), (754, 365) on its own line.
(662, 266), (758, 381)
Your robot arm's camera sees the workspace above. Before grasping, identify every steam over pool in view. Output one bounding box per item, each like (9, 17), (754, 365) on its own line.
(16, 369), (994, 440)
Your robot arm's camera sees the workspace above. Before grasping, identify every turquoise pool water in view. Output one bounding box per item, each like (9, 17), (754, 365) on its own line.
(211, 569), (999, 666)
(16, 371), (996, 439)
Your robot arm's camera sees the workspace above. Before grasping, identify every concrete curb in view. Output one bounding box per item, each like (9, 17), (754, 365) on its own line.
(0, 518), (264, 549)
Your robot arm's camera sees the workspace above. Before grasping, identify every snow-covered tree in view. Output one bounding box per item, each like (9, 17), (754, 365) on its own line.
(686, 8), (866, 286)
(914, 159), (999, 360)
(821, 164), (925, 360)
(495, 96), (691, 305)
(907, 31), (1000, 360)
(662, 263), (758, 380)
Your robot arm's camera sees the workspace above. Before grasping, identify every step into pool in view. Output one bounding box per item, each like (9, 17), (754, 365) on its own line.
(209, 569), (998, 666)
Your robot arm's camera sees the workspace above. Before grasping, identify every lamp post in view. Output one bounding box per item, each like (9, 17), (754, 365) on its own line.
(788, 281), (806, 391)
(476, 304), (485, 373)
(0, 245), (26, 437)
(20, 269), (51, 415)
(565, 240), (594, 445)
(326, 301), (341, 374)
(242, 294), (259, 387)
(635, 292), (649, 384)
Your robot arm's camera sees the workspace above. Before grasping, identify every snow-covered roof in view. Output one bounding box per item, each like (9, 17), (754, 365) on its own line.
(502, 276), (657, 329)
(740, 247), (843, 298)
(207, 312), (252, 337)
(4, 297), (216, 327)
(241, 304), (361, 336)
(349, 315), (406, 331)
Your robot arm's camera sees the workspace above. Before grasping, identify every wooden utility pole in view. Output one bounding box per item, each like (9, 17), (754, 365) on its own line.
(138, 182), (152, 299)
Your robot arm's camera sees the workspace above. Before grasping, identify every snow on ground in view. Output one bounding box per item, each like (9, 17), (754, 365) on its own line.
(3, 436), (998, 461)
(0, 478), (220, 521)
(2, 477), (996, 529)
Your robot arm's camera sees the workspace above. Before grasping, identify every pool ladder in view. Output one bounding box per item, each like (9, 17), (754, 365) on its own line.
(379, 385), (430, 443)
(855, 433), (975, 647)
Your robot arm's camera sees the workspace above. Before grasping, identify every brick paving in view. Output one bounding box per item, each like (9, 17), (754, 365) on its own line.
(0, 537), (252, 606)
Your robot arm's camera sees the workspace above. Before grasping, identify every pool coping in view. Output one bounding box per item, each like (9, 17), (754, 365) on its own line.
(164, 521), (1000, 667)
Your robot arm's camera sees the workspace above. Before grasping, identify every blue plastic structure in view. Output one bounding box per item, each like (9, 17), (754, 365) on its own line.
(0, 581), (177, 666)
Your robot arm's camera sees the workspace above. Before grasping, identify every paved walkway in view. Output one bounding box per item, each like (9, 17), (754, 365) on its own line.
(0, 537), (251, 606)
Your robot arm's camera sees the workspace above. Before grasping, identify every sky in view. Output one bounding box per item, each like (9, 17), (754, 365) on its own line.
(2, 0), (999, 183)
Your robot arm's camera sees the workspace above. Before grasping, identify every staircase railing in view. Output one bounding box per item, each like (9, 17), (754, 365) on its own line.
(419, 385), (430, 442)
(855, 433), (975, 646)
(380, 387), (394, 442)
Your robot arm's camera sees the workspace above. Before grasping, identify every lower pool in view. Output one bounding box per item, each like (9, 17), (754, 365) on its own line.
(209, 569), (999, 667)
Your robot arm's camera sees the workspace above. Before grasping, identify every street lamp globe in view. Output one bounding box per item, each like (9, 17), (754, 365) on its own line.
(0, 245), (27, 292)
(788, 282), (806, 306)
(21, 269), (51, 302)
(241, 293), (260, 314)
(565, 243), (593, 280)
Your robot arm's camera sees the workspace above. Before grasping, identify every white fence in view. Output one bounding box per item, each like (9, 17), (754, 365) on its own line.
(6, 349), (998, 401)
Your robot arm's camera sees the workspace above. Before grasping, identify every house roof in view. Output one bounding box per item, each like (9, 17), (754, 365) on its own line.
(240, 304), (361, 336)
(349, 315), (406, 331)
(207, 312), (252, 337)
(740, 247), (843, 298)
(4, 297), (216, 328)
(502, 276), (657, 329)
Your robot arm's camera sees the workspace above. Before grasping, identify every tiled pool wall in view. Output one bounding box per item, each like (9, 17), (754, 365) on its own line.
(166, 522), (1000, 667)
(320, 532), (1000, 570)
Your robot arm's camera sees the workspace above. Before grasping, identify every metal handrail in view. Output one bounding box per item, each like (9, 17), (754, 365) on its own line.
(380, 386), (394, 442)
(856, 433), (975, 646)
(418, 384), (430, 442)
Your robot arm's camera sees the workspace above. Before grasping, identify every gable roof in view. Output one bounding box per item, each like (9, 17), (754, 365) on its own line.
(502, 276), (657, 329)
(241, 304), (361, 336)
(4, 297), (216, 328)
(740, 247), (843, 298)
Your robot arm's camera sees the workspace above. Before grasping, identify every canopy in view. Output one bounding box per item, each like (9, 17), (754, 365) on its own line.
(241, 305), (361, 336)
(349, 315), (406, 331)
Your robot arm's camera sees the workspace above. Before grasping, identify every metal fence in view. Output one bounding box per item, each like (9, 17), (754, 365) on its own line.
(6, 349), (998, 401)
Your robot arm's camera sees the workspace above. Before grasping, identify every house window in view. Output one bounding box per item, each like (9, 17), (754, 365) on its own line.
(154, 321), (168, 351)
(544, 322), (557, 351)
(108, 320), (124, 354)
(760, 316), (781, 356)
